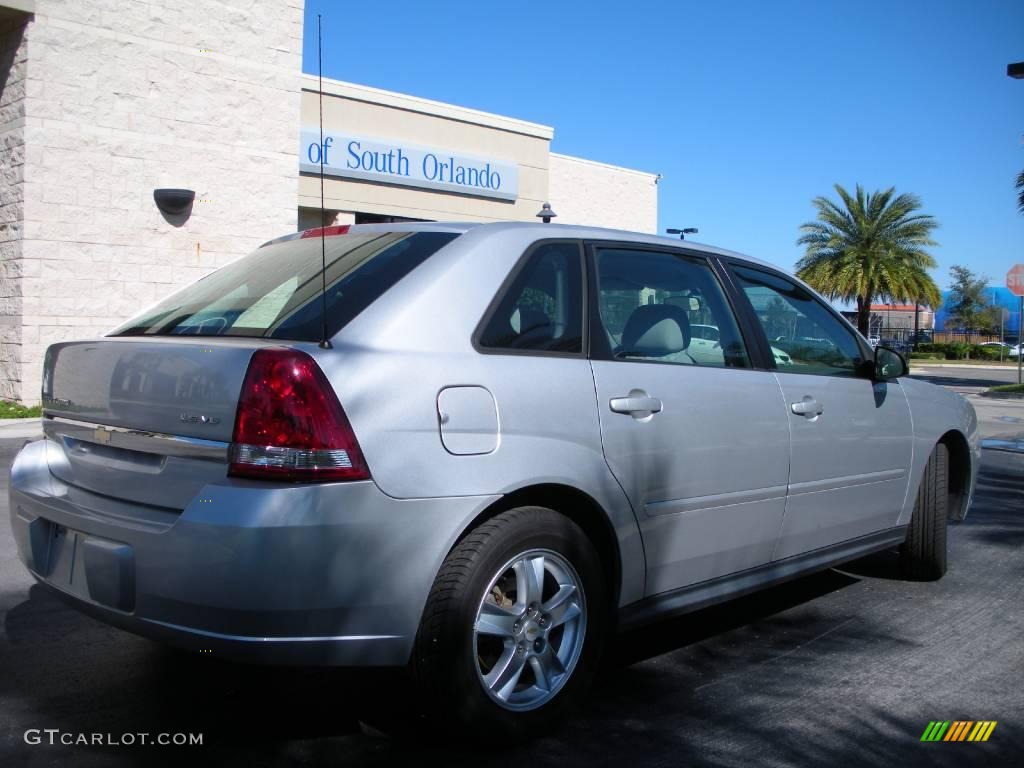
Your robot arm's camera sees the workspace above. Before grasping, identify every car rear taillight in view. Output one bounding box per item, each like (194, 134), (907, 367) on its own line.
(228, 348), (369, 482)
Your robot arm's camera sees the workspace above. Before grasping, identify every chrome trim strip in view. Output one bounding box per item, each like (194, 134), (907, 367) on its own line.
(140, 618), (401, 643)
(44, 416), (229, 462)
(645, 484), (788, 516)
(646, 470), (907, 515)
(787, 468), (905, 496)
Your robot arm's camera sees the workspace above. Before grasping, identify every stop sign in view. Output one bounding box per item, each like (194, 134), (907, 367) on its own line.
(1009, 264), (1024, 297)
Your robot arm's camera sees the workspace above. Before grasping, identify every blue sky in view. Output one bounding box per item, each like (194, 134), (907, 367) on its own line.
(302, 0), (1024, 290)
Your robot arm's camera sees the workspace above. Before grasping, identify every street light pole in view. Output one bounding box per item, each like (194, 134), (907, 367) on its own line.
(1000, 302), (1005, 363)
(666, 227), (698, 240)
(913, 301), (920, 351)
(1005, 62), (1023, 379)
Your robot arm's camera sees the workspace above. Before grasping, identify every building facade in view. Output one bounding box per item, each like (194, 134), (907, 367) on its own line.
(0, 1), (658, 404)
(296, 76), (657, 232)
(935, 286), (1021, 337)
(839, 304), (936, 334)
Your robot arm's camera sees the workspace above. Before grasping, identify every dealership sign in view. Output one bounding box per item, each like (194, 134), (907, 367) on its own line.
(299, 130), (518, 201)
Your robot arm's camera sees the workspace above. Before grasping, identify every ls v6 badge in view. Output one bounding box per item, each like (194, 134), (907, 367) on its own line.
(180, 414), (221, 425)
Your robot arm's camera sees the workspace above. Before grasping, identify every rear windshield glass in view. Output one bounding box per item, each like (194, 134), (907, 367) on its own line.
(111, 231), (458, 340)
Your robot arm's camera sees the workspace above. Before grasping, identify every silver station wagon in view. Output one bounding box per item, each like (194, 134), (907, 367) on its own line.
(9, 222), (979, 735)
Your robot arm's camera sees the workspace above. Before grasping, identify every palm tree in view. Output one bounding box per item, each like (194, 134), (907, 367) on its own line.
(1016, 169), (1024, 214)
(796, 184), (942, 337)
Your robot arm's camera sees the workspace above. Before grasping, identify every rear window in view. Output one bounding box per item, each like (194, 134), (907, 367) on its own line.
(111, 231), (458, 340)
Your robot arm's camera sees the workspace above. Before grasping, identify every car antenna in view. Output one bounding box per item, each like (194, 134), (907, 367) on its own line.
(316, 14), (331, 350)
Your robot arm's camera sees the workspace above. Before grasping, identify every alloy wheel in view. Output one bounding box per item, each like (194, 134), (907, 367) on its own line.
(472, 548), (587, 711)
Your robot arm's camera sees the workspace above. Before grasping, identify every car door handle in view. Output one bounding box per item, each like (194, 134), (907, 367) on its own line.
(791, 397), (824, 418)
(610, 395), (663, 416)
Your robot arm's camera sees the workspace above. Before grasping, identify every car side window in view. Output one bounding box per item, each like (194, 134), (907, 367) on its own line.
(592, 247), (749, 368)
(477, 242), (583, 354)
(731, 265), (866, 377)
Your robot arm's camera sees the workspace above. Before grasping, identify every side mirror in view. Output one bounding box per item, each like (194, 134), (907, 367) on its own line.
(874, 346), (908, 380)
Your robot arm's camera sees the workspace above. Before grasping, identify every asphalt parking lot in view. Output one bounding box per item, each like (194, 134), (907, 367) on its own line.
(1, 370), (1022, 767)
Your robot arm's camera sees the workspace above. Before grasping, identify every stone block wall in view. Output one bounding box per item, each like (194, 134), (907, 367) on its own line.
(4, 0), (303, 403)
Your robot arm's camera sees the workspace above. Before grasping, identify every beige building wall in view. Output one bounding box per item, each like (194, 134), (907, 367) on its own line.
(299, 76), (553, 223)
(5, 0), (303, 403)
(0, 10), (28, 401)
(548, 153), (659, 234)
(299, 77), (660, 233)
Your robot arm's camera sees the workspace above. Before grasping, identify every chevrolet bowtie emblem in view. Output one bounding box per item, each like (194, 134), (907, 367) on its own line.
(93, 426), (112, 445)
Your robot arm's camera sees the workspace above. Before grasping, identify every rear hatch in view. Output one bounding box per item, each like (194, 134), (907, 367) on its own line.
(42, 338), (261, 510)
(39, 228), (460, 511)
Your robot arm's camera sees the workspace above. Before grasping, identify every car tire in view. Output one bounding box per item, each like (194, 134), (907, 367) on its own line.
(411, 506), (607, 738)
(900, 442), (949, 580)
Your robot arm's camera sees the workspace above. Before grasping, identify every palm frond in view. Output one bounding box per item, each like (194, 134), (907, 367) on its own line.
(795, 184), (941, 330)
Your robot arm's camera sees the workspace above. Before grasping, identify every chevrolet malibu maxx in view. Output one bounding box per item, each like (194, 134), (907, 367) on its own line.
(9, 222), (979, 735)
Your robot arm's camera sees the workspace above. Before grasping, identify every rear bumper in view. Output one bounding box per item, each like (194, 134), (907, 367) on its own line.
(9, 439), (498, 666)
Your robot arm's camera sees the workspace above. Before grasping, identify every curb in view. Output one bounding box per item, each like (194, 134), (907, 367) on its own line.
(979, 391), (1024, 400)
(0, 417), (42, 428)
(910, 364), (1022, 371)
(981, 438), (1024, 453)
(0, 417), (43, 441)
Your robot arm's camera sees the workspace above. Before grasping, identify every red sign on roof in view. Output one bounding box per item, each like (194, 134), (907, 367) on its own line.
(868, 304), (925, 312)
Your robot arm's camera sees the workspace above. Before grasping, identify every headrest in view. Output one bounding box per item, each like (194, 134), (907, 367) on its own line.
(620, 304), (691, 357)
(510, 307), (553, 345)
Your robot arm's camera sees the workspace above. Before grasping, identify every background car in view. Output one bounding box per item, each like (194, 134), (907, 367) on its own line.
(771, 346), (794, 366)
(686, 323), (725, 365)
